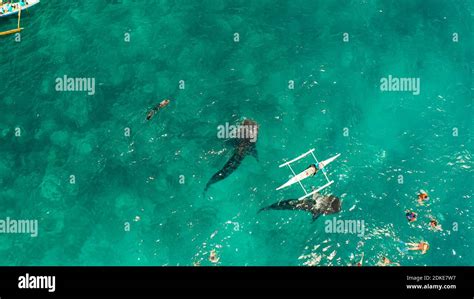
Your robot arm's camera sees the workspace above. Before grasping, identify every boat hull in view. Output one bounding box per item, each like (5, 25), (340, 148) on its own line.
(276, 175), (302, 190)
(317, 153), (341, 169)
(0, 0), (39, 18)
(276, 153), (340, 191)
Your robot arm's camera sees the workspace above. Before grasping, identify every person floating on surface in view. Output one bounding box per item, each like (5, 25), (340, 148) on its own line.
(405, 210), (417, 223)
(378, 256), (400, 266)
(146, 99), (170, 120)
(356, 252), (364, 266)
(429, 218), (442, 231)
(209, 249), (220, 264)
(405, 241), (430, 254)
(418, 190), (429, 205)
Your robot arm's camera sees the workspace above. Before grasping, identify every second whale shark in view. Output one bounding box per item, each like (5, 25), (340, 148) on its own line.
(259, 193), (341, 221)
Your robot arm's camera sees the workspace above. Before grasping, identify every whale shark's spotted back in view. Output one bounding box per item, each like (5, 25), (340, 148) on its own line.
(314, 193), (341, 215)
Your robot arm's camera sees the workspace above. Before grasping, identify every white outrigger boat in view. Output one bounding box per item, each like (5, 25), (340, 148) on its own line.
(276, 148), (340, 200)
(0, 0), (39, 36)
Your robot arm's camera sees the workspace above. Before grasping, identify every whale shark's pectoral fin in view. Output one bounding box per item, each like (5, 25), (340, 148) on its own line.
(249, 146), (259, 162)
(311, 213), (321, 222)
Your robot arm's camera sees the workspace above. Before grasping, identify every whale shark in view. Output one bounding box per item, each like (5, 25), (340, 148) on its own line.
(259, 193), (341, 221)
(204, 119), (259, 192)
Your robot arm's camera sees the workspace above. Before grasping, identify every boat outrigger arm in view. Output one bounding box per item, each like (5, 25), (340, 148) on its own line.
(0, 6), (22, 36)
(276, 148), (340, 200)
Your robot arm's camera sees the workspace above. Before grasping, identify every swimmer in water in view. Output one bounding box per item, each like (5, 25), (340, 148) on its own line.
(146, 99), (170, 120)
(418, 190), (429, 205)
(209, 249), (220, 264)
(406, 241), (430, 254)
(356, 252), (364, 266)
(429, 218), (442, 231)
(378, 256), (400, 266)
(405, 210), (417, 223)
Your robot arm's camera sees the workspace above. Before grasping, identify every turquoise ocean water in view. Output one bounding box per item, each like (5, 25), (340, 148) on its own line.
(0, 0), (472, 266)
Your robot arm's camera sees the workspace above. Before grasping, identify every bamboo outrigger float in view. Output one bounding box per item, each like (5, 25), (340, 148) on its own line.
(0, 0), (40, 36)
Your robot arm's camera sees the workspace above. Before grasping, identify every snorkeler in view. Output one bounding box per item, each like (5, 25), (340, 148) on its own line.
(405, 210), (417, 223)
(209, 249), (220, 264)
(378, 256), (400, 266)
(418, 190), (429, 205)
(407, 241), (430, 254)
(429, 218), (442, 231)
(398, 241), (429, 255)
(146, 99), (170, 120)
(356, 253), (364, 266)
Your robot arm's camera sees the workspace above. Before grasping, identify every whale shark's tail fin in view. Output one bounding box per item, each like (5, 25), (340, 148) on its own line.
(204, 183), (210, 193)
(250, 145), (259, 162)
(203, 181), (213, 196)
(257, 206), (270, 213)
(203, 172), (220, 194)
